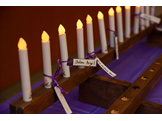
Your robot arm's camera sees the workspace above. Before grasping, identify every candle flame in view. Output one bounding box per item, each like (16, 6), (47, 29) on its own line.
(116, 6), (122, 13)
(77, 19), (83, 29)
(108, 7), (114, 16)
(86, 14), (92, 23)
(136, 6), (140, 8)
(18, 38), (27, 50)
(41, 31), (49, 42)
(97, 11), (104, 19)
(125, 6), (130, 9)
(58, 24), (65, 35)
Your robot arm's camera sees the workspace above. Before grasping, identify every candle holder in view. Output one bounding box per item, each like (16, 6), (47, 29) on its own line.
(10, 14), (162, 114)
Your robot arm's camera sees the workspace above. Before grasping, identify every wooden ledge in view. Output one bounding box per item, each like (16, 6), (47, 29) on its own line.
(135, 100), (162, 114)
(104, 54), (162, 114)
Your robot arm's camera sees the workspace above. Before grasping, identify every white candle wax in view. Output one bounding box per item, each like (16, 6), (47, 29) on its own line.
(41, 31), (52, 88)
(108, 8), (115, 48)
(151, 6), (155, 24)
(97, 11), (108, 53)
(116, 6), (124, 43)
(86, 15), (94, 53)
(58, 25), (70, 78)
(18, 38), (32, 102)
(145, 6), (150, 27)
(140, 6), (145, 30)
(76, 19), (85, 68)
(134, 6), (140, 34)
(125, 6), (131, 38)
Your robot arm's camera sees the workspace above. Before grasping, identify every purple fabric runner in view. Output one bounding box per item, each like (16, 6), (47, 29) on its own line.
(0, 36), (162, 114)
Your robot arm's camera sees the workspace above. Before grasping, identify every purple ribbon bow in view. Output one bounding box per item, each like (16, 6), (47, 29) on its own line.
(44, 59), (68, 94)
(85, 52), (97, 59)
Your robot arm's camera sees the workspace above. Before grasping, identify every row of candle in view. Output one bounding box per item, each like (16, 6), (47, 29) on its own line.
(17, 6), (155, 102)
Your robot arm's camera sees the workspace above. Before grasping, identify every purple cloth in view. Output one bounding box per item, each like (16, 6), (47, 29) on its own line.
(96, 36), (162, 84)
(145, 77), (162, 105)
(41, 86), (106, 114)
(1, 35), (162, 114)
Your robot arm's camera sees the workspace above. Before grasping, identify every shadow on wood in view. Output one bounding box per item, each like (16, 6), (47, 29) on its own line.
(79, 75), (131, 109)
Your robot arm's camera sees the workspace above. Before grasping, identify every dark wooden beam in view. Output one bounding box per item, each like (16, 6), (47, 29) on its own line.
(79, 75), (131, 109)
(104, 54), (162, 114)
(135, 100), (162, 114)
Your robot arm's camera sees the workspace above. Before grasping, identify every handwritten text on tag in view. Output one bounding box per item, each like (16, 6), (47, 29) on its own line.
(54, 87), (72, 114)
(96, 58), (117, 77)
(67, 58), (97, 67)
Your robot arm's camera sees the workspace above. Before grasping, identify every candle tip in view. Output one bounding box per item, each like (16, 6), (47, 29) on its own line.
(58, 24), (65, 35)
(108, 7), (114, 16)
(18, 37), (27, 50)
(116, 6), (122, 13)
(41, 31), (50, 42)
(97, 11), (104, 19)
(77, 19), (83, 29)
(125, 6), (130, 9)
(86, 14), (92, 23)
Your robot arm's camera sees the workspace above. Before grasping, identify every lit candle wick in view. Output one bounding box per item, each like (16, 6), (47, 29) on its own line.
(77, 19), (83, 29)
(18, 37), (27, 50)
(58, 24), (65, 35)
(41, 31), (49, 42)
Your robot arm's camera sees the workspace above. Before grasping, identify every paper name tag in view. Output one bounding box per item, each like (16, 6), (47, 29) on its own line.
(67, 58), (97, 67)
(140, 13), (161, 24)
(115, 36), (119, 60)
(96, 58), (117, 77)
(54, 87), (72, 114)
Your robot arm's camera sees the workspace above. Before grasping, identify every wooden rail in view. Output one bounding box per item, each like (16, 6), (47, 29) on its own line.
(104, 54), (162, 114)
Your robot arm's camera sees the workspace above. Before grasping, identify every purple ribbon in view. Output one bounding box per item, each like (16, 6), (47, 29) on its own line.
(106, 28), (118, 54)
(85, 51), (119, 80)
(133, 11), (159, 29)
(44, 59), (68, 94)
(85, 52), (97, 59)
(106, 28), (117, 37)
(132, 12), (146, 28)
(131, 12), (146, 20)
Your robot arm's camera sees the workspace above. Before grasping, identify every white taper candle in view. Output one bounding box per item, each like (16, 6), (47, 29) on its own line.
(97, 11), (108, 53)
(125, 6), (131, 38)
(18, 38), (32, 102)
(86, 14), (94, 53)
(58, 24), (70, 78)
(134, 6), (140, 34)
(76, 19), (85, 68)
(140, 6), (145, 30)
(41, 31), (52, 88)
(116, 6), (124, 43)
(108, 8), (115, 48)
